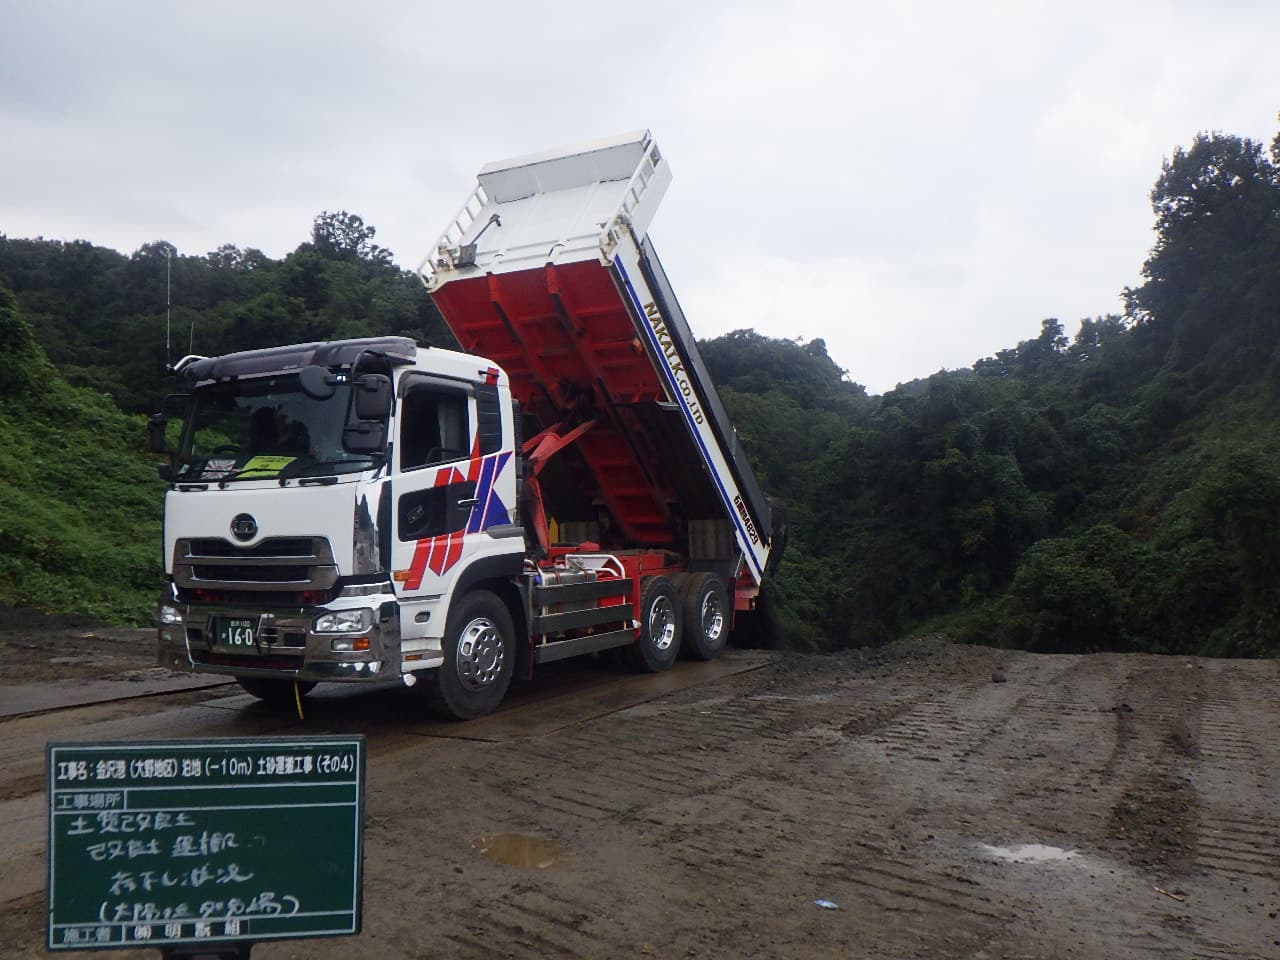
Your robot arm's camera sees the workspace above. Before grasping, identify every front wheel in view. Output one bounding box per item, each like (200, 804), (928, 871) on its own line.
(236, 677), (315, 705)
(622, 576), (682, 673)
(422, 590), (515, 720)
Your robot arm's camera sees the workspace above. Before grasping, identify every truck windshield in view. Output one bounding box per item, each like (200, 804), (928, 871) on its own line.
(175, 374), (378, 482)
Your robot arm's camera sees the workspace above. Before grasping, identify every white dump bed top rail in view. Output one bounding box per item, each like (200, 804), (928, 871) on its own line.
(419, 130), (671, 290)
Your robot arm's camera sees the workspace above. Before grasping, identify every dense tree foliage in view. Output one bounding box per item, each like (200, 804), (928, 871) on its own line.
(3, 122), (1279, 655)
(0, 212), (453, 412)
(705, 122), (1280, 656)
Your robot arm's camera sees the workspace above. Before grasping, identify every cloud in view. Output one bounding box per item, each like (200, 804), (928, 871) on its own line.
(1, 0), (1277, 393)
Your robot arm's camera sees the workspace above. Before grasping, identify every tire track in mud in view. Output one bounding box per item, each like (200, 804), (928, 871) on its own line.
(453, 668), (1000, 959)
(489, 652), (1272, 960)
(786, 654), (1230, 960)
(490, 691), (809, 795)
(1055, 658), (1276, 960)
(843, 655), (1106, 795)
(652, 657), (1052, 957)
(991, 659), (1215, 960)
(1064, 667), (1206, 960)
(9, 644), (1278, 960)
(1195, 814), (1280, 882)
(445, 906), (595, 960)
(823, 859), (1016, 936)
(806, 662), (1066, 956)
(1190, 665), (1280, 904)
(402, 688), (826, 960)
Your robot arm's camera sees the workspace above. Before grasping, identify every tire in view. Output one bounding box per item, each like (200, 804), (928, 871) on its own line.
(236, 676), (316, 705)
(422, 590), (515, 720)
(680, 573), (729, 661)
(622, 576), (682, 673)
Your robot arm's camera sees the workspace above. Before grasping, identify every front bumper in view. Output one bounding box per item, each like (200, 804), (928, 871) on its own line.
(157, 596), (401, 683)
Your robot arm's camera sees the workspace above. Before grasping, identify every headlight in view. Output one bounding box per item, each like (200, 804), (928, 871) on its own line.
(313, 608), (373, 633)
(158, 604), (183, 625)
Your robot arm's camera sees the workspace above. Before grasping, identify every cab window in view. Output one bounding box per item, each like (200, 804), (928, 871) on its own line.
(399, 386), (470, 470)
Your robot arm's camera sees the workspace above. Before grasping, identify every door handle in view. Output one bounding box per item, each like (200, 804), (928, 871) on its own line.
(456, 497), (479, 507)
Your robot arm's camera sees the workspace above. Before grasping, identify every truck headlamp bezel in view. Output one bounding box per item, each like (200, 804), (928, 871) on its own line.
(313, 608), (374, 634)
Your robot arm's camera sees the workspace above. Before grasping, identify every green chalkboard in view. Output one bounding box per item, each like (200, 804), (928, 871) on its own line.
(46, 737), (364, 952)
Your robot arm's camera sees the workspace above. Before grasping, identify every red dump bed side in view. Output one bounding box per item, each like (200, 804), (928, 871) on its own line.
(432, 260), (675, 545)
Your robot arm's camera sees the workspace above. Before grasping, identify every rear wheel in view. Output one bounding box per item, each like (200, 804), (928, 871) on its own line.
(622, 576), (682, 673)
(422, 590), (515, 720)
(680, 573), (729, 661)
(236, 677), (315, 705)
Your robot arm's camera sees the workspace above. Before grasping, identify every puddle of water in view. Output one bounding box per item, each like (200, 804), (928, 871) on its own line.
(976, 843), (1077, 863)
(474, 833), (567, 869)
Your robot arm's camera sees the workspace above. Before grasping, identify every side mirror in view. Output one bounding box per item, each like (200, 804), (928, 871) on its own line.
(354, 374), (393, 420)
(147, 414), (170, 454)
(343, 421), (386, 454)
(299, 365), (337, 400)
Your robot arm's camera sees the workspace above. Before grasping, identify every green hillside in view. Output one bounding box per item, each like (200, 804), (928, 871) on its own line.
(2, 124), (1278, 655)
(0, 288), (163, 622)
(706, 125), (1280, 657)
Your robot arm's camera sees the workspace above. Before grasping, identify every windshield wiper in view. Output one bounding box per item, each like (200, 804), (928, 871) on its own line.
(182, 457), (377, 486)
(215, 470), (252, 487)
(280, 457), (378, 479)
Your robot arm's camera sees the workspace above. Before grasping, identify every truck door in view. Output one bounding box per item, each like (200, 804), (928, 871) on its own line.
(391, 376), (515, 641)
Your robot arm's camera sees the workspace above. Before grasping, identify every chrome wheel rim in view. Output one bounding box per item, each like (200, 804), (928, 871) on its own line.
(701, 590), (725, 644)
(649, 596), (677, 651)
(456, 616), (504, 690)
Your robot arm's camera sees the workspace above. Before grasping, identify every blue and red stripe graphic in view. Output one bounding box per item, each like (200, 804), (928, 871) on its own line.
(404, 443), (512, 588)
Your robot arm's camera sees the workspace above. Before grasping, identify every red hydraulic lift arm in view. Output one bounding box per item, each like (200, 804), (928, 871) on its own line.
(520, 418), (597, 555)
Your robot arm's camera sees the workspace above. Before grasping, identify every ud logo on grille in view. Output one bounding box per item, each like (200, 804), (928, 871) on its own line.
(230, 514), (258, 542)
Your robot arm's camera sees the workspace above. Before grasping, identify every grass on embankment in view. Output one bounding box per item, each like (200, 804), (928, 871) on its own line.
(0, 287), (164, 625)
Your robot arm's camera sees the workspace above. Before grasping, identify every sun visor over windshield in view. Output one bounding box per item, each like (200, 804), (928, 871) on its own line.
(178, 337), (418, 386)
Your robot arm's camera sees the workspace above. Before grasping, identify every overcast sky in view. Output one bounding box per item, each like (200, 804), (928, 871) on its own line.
(2, 1), (1276, 393)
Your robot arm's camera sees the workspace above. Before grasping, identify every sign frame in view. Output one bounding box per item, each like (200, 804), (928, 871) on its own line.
(46, 736), (365, 954)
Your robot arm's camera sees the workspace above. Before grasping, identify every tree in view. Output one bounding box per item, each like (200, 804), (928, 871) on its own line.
(310, 211), (393, 265)
(701, 329), (866, 411)
(1127, 131), (1279, 327)
(207, 243), (269, 273)
(1005, 525), (1137, 653)
(0, 285), (50, 397)
(1193, 448), (1280, 654)
(1068, 315), (1128, 362)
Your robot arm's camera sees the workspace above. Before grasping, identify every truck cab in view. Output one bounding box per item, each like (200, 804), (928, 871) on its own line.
(155, 338), (523, 703)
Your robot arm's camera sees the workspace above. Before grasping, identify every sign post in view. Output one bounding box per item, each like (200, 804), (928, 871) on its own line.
(47, 737), (365, 957)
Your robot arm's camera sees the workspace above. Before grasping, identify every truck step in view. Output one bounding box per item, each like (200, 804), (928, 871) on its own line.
(533, 628), (635, 664)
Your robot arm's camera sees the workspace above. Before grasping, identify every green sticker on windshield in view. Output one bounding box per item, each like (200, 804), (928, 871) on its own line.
(237, 455), (296, 479)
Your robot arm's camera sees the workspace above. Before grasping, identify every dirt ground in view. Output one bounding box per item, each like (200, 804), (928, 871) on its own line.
(0, 606), (158, 683)
(1, 606), (1277, 959)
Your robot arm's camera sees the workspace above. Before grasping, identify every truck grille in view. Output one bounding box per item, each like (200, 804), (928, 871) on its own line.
(173, 537), (339, 592)
(189, 563), (311, 583)
(186, 538), (315, 558)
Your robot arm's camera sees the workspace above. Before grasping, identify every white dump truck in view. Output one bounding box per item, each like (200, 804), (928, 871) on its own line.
(152, 131), (783, 719)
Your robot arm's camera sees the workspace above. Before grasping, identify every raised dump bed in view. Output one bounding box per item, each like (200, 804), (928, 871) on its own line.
(420, 131), (774, 583)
